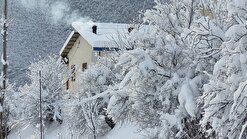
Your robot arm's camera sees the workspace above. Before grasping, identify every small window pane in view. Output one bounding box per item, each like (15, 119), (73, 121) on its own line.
(82, 63), (87, 71)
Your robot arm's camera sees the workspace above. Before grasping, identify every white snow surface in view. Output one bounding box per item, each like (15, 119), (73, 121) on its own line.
(8, 122), (141, 139)
(178, 81), (198, 117)
(178, 75), (204, 117)
(234, 0), (247, 9)
(60, 22), (133, 56)
(100, 122), (141, 139)
(72, 22), (131, 48)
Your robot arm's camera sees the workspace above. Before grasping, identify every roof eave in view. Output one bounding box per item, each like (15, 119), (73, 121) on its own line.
(59, 31), (80, 57)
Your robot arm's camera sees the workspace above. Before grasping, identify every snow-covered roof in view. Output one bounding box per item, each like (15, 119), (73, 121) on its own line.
(60, 22), (133, 57)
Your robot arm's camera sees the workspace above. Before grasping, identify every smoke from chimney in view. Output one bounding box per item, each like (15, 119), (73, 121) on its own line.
(19, 0), (92, 24)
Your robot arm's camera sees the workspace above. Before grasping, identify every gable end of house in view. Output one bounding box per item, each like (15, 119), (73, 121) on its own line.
(60, 31), (80, 57)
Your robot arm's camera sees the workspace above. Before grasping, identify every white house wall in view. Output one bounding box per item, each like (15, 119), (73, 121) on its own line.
(67, 36), (93, 92)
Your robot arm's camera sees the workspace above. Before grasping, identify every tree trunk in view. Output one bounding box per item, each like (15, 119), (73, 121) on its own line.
(0, 0), (8, 138)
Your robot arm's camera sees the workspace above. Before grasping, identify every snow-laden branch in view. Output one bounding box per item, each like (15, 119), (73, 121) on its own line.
(67, 89), (111, 107)
(239, 121), (247, 139)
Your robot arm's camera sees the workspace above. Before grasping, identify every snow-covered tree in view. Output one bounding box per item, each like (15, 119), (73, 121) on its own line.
(5, 88), (20, 128)
(200, 1), (247, 138)
(107, 0), (230, 138)
(10, 56), (69, 128)
(6, 1), (247, 139)
(64, 63), (114, 139)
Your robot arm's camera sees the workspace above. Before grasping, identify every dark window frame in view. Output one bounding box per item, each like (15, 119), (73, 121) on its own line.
(82, 63), (87, 72)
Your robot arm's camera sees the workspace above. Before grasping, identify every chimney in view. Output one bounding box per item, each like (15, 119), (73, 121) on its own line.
(92, 25), (97, 34)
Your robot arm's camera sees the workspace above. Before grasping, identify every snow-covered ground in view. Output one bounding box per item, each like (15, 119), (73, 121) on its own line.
(8, 122), (141, 139)
(100, 123), (141, 139)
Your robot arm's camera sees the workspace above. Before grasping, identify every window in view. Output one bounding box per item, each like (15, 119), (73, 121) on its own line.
(82, 63), (87, 72)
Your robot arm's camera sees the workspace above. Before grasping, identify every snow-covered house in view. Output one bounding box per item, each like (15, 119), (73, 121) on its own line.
(60, 22), (132, 91)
